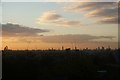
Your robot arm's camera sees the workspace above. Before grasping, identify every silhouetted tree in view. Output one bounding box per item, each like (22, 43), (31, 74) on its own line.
(4, 46), (8, 50)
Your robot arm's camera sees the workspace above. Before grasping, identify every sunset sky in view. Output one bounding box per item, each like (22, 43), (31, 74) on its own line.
(1, 2), (119, 50)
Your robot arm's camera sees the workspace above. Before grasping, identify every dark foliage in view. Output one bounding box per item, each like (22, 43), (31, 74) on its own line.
(2, 49), (120, 80)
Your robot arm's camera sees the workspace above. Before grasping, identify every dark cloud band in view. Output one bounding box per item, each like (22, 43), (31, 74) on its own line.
(1, 23), (49, 37)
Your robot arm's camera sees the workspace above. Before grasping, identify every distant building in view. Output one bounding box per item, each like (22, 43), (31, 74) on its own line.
(101, 46), (105, 50)
(65, 48), (71, 51)
(4, 46), (9, 50)
(62, 46), (64, 50)
(75, 46), (77, 50)
(97, 47), (100, 50)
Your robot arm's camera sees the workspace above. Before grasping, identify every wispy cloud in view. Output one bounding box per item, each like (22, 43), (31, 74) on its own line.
(40, 34), (116, 43)
(38, 11), (61, 22)
(2, 23), (49, 37)
(37, 11), (82, 27)
(65, 2), (118, 24)
(97, 17), (118, 24)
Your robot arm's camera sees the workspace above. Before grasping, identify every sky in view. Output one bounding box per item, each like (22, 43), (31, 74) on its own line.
(1, 0), (119, 2)
(1, 2), (119, 50)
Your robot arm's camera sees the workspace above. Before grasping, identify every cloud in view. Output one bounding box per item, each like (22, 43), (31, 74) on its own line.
(10, 34), (116, 47)
(38, 11), (62, 22)
(98, 17), (118, 24)
(65, 2), (118, 24)
(40, 34), (116, 43)
(37, 11), (82, 27)
(86, 8), (117, 17)
(53, 19), (81, 27)
(65, 2), (116, 12)
(7, 34), (116, 44)
(1, 23), (49, 37)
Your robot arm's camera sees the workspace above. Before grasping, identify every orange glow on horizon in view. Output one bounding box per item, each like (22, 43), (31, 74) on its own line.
(1, 36), (118, 50)
(2, 38), (118, 50)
